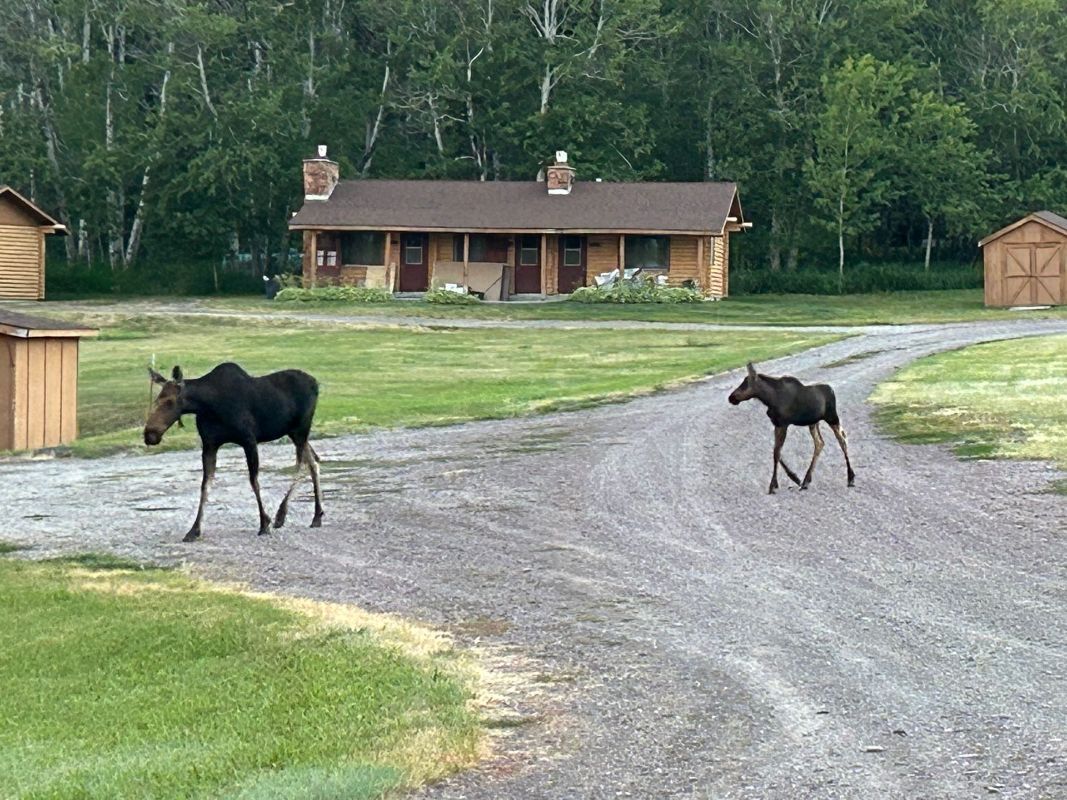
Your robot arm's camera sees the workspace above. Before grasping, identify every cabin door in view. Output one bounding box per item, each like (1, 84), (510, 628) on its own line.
(399, 233), (429, 292)
(514, 235), (542, 294)
(557, 235), (586, 294)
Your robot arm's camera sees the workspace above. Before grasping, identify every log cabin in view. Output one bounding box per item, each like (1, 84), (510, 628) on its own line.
(288, 148), (748, 299)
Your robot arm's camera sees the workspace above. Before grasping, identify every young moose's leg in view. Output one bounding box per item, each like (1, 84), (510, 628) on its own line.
(829, 423), (856, 487)
(769, 426), (789, 494)
(800, 424), (825, 490)
(307, 444), (324, 528)
(243, 443), (272, 535)
(184, 445), (218, 542)
(273, 438), (307, 529)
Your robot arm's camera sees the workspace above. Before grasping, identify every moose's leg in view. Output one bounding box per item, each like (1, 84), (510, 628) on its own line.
(829, 423), (856, 487)
(308, 444), (324, 528)
(242, 443), (272, 535)
(800, 424), (825, 490)
(273, 438), (307, 529)
(769, 426), (789, 494)
(184, 445), (218, 542)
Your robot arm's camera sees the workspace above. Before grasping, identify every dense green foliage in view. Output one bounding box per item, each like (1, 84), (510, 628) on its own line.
(275, 286), (395, 302)
(424, 288), (482, 304)
(569, 282), (703, 303)
(731, 262), (983, 295)
(2, 0), (1065, 283)
(0, 556), (481, 798)
(872, 335), (1067, 480)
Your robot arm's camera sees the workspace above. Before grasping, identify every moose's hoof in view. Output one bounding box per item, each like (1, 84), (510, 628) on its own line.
(768, 486), (778, 495)
(273, 507), (288, 530)
(182, 529), (201, 543)
(310, 514), (323, 529)
(800, 482), (811, 491)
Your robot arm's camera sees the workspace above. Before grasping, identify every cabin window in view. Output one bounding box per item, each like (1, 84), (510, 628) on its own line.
(563, 236), (583, 267)
(520, 235), (540, 266)
(469, 235), (509, 262)
(452, 235), (465, 261)
(340, 232), (384, 265)
(316, 250), (337, 267)
(403, 234), (423, 265)
(625, 236), (670, 271)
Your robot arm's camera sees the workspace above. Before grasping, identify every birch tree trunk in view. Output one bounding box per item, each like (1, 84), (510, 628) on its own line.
(924, 217), (934, 271)
(360, 45), (391, 176)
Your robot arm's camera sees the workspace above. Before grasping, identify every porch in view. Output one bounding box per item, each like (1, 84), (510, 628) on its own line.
(302, 230), (732, 299)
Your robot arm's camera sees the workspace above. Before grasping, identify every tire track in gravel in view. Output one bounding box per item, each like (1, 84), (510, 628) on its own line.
(1, 319), (1066, 799)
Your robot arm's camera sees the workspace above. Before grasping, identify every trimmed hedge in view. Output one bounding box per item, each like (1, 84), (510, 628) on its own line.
(731, 262), (982, 295)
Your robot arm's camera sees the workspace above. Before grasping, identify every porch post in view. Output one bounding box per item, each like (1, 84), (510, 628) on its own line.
(428, 234), (437, 289)
(309, 230), (319, 288)
(383, 231), (393, 292)
(463, 232), (470, 286)
(696, 235), (705, 295)
(619, 234), (626, 277)
(540, 233), (548, 295)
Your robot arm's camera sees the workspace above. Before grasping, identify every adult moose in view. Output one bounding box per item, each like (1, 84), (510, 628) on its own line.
(144, 362), (324, 541)
(728, 362), (855, 494)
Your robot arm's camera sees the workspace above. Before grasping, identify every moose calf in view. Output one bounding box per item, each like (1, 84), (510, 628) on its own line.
(144, 362), (324, 541)
(728, 362), (855, 494)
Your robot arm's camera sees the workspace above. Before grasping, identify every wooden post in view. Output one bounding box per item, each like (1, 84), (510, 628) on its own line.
(696, 236), (705, 295)
(619, 235), (626, 277)
(428, 233), (437, 289)
(540, 233), (548, 295)
(308, 231), (318, 288)
(383, 231), (393, 292)
(463, 232), (470, 286)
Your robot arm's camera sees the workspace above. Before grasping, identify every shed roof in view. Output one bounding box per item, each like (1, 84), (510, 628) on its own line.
(0, 310), (97, 338)
(0, 186), (65, 230)
(978, 210), (1067, 247)
(289, 180), (744, 235)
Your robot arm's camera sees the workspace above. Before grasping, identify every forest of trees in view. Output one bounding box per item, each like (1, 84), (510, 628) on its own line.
(1, 0), (1064, 283)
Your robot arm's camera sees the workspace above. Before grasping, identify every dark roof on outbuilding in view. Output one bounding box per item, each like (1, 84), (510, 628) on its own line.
(0, 185), (64, 229)
(289, 180), (743, 235)
(0, 309), (97, 338)
(979, 210), (1067, 247)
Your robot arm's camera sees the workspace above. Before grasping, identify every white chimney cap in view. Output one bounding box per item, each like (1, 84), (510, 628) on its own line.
(555, 150), (568, 164)
(317, 144), (328, 158)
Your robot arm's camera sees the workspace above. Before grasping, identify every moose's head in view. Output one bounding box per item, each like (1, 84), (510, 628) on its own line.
(728, 362), (762, 406)
(144, 366), (186, 446)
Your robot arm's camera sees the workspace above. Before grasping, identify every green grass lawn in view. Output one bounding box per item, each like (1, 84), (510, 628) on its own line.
(67, 313), (837, 457)
(0, 555), (482, 799)
(871, 334), (1067, 483)
(193, 289), (1067, 326)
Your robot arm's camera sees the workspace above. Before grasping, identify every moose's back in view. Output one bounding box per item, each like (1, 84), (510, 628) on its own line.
(196, 363), (319, 444)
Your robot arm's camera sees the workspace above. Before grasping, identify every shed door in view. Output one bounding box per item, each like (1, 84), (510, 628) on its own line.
(1004, 243), (1063, 305)
(0, 226), (42, 300)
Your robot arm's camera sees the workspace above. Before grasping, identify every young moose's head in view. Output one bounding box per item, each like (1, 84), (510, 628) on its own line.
(728, 362), (761, 406)
(144, 366), (185, 446)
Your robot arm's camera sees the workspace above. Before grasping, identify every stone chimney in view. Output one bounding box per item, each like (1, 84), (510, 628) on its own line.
(546, 150), (575, 195)
(303, 144), (339, 200)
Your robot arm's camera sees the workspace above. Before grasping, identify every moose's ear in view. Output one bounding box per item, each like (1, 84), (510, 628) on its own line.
(148, 368), (167, 385)
(746, 362), (758, 381)
(171, 365), (184, 384)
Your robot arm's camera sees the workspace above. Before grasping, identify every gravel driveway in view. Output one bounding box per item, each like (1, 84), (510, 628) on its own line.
(3, 319), (1066, 799)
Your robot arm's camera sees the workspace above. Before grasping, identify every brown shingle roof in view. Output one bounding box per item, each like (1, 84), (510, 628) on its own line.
(0, 310), (97, 338)
(289, 180), (742, 235)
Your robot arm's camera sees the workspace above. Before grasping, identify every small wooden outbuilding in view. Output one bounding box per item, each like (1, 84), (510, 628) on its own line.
(0, 185), (66, 300)
(979, 211), (1067, 307)
(0, 310), (97, 451)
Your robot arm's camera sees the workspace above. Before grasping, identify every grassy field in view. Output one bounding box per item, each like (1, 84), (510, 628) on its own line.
(187, 289), (1067, 326)
(0, 554), (482, 799)
(65, 313), (837, 457)
(871, 334), (1067, 484)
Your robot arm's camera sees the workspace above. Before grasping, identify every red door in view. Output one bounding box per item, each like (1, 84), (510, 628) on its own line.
(515, 235), (542, 293)
(557, 235), (586, 293)
(399, 233), (429, 292)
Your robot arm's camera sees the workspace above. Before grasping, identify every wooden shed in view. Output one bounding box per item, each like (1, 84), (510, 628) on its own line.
(0, 310), (97, 451)
(0, 185), (66, 300)
(979, 211), (1067, 307)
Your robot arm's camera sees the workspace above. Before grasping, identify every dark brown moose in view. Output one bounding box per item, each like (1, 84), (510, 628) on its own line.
(728, 362), (855, 494)
(144, 362), (324, 541)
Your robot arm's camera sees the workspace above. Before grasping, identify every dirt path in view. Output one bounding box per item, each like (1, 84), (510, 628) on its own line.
(3, 320), (1066, 799)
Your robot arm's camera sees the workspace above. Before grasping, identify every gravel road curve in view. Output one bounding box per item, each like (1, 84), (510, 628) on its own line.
(3, 320), (1066, 799)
